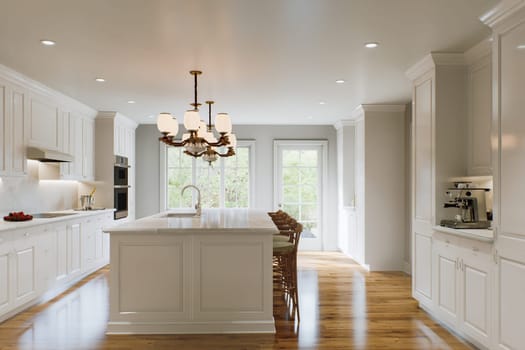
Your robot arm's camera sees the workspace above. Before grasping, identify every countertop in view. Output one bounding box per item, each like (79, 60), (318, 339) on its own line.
(105, 208), (279, 235)
(0, 209), (115, 233)
(433, 225), (494, 242)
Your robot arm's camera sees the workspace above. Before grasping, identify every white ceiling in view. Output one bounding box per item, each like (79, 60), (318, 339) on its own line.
(0, 0), (497, 125)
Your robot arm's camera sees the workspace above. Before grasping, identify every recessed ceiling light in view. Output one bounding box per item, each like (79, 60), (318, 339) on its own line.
(306, 116), (313, 120)
(335, 79), (345, 84)
(127, 100), (136, 104)
(364, 42), (379, 48)
(95, 77), (105, 82)
(40, 39), (56, 46)
(147, 115), (155, 119)
(517, 44), (525, 49)
(319, 101), (326, 105)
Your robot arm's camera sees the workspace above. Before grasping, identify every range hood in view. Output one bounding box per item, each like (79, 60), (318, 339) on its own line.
(27, 147), (74, 162)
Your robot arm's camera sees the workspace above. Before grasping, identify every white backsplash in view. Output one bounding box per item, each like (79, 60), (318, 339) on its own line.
(0, 160), (79, 216)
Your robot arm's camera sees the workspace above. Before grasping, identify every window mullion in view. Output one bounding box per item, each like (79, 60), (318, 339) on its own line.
(220, 157), (225, 208)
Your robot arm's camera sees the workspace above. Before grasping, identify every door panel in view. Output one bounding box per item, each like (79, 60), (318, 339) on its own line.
(274, 141), (327, 251)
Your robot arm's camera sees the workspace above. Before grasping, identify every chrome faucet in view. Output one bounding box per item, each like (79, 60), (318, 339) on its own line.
(181, 185), (201, 216)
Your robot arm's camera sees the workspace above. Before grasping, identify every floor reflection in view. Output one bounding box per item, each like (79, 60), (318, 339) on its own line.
(0, 253), (473, 350)
(17, 272), (108, 350)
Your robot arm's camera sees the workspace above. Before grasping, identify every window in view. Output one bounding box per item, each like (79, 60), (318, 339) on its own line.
(161, 141), (255, 209)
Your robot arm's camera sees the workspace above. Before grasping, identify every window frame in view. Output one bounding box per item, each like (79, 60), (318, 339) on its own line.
(159, 140), (256, 211)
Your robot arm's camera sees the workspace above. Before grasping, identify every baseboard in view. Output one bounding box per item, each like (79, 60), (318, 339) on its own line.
(107, 320), (276, 334)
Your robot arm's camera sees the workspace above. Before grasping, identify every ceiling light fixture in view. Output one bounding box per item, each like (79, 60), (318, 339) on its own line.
(517, 44), (525, 49)
(335, 79), (345, 84)
(40, 39), (56, 46)
(127, 100), (136, 104)
(319, 101), (326, 105)
(364, 42), (379, 48)
(157, 70), (236, 164)
(95, 77), (106, 82)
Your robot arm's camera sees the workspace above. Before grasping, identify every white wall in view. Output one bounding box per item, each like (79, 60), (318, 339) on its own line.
(135, 124), (339, 251)
(0, 161), (78, 216)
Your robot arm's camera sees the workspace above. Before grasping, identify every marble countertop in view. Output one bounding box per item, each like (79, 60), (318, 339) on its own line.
(0, 209), (115, 233)
(105, 208), (279, 235)
(433, 225), (494, 242)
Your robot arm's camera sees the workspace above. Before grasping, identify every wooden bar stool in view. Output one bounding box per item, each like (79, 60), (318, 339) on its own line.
(273, 222), (302, 321)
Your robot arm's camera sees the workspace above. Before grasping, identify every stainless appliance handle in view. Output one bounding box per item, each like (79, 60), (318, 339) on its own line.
(114, 185), (131, 188)
(114, 164), (131, 168)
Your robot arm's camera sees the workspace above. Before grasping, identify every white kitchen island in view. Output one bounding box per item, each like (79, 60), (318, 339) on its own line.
(104, 208), (278, 334)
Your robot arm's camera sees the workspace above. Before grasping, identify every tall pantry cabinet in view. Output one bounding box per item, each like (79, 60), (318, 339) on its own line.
(406, 54), (468, 310)
(483, 2), (525, 349)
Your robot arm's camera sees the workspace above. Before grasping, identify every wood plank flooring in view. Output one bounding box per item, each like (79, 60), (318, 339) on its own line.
(0, 252), (472, 350)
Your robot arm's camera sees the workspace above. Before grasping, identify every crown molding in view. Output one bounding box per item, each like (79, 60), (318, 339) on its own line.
(333, 119), (356, 130)
(405, 53), (466, 81)
(464, 38), (492, 65)
(0, 63), (97, 118)
(360, 104), (407, 113)
(481, 0), (525, 28)
(97, 111), (139, 129)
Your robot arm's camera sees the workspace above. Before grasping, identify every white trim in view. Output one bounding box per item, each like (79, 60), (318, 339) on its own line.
(159, 143), (167, 211)
(333, 119), (356, 130)
(481, 0), (525, 28)
(273, 139), (329, 251)
(406, 53), (466, 81)
(96, 111), (138, 129)
(0, 63), (97, 118)
(464, 38), (492, 65)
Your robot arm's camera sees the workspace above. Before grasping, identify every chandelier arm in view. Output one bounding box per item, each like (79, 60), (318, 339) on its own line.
(217, 147), (236, 157)
(159, 136), (187, 147)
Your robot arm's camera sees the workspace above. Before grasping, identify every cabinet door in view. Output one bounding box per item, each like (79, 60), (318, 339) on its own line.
(10, 86), (27, 176)
(55, 225), (68, 283)
(68, 223), (81, 278)
(0, 240), (12, 316)
(82, 219), (95, 271)
(460, 252), (492, 347)
(27, 95), (61, 151)
(13, 232), (37, 307)
(467, 55), (492, 176)
(72, 114), (83, 179)
(433, 241), (459, 328)
(493, 11), (525, 350)
(82, 118), (94, 180)
(0, 82), (7, 175)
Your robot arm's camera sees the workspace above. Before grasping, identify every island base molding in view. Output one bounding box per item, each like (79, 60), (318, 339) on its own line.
(106, 320), (276, 334)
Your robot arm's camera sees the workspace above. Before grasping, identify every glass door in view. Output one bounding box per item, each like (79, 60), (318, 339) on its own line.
(274, 140), (327, 250)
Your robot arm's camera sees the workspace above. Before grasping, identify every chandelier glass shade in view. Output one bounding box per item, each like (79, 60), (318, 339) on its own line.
(157, 70), (236, 164)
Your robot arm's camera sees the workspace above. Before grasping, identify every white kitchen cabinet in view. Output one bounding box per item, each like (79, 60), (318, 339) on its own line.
(82, 117), (95, 181)
(483, 3), (525, 350)
(433, 240), (460, 327)
(467, 52), (492, 176)
(27, 95), (62, 151)
(62, 113), (95, 181)
(82, 218), (96, 272)
(432, 235), (493, 349)
(0, 79), (28, 177)
(12, 229), (38, 308)
(0, 235), (12, 316)
(67, 223), (82, 279)
(55, 224), (68, 284)
(407, 53), (468, 309)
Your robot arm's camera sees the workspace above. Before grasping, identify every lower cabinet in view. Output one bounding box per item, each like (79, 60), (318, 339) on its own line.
(0, 211), (114, 322)
(432, 235), (493, 348)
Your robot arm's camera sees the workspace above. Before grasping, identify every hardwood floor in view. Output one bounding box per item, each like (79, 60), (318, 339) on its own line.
(0, 252), (472, 350)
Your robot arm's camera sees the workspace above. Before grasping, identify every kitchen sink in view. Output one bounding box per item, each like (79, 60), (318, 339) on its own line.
(31, 212), (78, 218)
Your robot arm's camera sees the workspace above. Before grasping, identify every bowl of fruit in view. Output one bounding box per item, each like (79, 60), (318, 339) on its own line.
(4, 211), (33, 222)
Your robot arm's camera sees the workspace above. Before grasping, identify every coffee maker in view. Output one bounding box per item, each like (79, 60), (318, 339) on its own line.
(441, 182), (491, 229)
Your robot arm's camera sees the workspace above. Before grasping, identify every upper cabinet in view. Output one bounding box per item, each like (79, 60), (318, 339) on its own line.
(465, 40), (493, 176)
(0, 64), (97, 179)
(0, 78), (28, 177)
